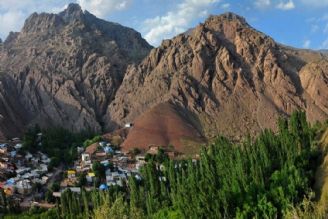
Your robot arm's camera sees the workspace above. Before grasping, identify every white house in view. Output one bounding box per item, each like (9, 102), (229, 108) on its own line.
(16, 180), (32, 195)
(14, 143), (23, 150)
(16, 167), (31, 175)
(69, 187), (81, 193)
(124, 123), (133, 128)
(25, 153), (33, 160)
(82, 153), (90, 162)
(41, 176), (49, 185)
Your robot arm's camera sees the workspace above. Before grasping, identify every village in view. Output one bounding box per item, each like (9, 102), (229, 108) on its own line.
(54, 139), (146, 198)
(0, 125), (176, 210)
(0, 134), (55, 208)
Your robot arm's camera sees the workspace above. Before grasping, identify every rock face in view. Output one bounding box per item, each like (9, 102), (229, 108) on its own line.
(107, 12), (328, 149)
(299, 60), (328, 121)
(0, 3), (152, 138)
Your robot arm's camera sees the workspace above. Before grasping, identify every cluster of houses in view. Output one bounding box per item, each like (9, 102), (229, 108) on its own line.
(0, 128), (181, 207)
(0, 137), (52, 199)
(54, 138), (183, 199)
(56, 140), (144, 197)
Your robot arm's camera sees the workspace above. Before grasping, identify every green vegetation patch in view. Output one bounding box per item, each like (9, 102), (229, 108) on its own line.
(4, 111), (327, 218)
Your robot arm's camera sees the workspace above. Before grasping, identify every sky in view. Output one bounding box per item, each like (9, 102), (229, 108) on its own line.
(0, 0), (328, 49)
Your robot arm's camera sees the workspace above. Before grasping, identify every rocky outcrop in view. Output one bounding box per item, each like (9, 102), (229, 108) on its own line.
(107, 13), (328, 145)
(0, 3), (152, 138)
(299, 60), (328, 122)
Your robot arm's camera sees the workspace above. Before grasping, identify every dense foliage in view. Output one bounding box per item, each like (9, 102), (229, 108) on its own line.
(11, 111), (325, 218)
(129, 111), (320, 218)
(83, 135), (102, 148)
(22, 126), (96, 165)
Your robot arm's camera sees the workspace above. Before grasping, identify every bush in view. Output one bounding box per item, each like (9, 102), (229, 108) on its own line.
(83, 136), (102, 148)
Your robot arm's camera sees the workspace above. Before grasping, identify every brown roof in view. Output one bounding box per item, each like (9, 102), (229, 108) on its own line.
(85, 142), (98, 155)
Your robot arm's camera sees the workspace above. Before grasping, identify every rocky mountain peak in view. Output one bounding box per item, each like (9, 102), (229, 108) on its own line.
(200, 12), (255, 43)
(207, 12), (249, 26)
(58, 3), (84, 22)
(65, 3), (83, 13)
(107, 12), (328, 151)
(178, 12), (262, 50)
(21, 4), (87, 35)
(0, 5), (152, 138)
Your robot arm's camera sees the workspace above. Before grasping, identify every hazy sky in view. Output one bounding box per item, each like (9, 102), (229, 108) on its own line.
(0, 0), (328, 49)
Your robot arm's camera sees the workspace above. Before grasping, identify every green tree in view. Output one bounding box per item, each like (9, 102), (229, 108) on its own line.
(93, 161), (106, 179)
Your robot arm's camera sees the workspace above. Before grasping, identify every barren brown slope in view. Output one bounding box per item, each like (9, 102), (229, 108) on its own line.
(121, 102), (205, 154)
(107, 13), (328, 151)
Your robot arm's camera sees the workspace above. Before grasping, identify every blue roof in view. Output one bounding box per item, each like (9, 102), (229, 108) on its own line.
(99, 184), (108, 190)
(6, 178), (15, 185)
(104, 146), (113, 153)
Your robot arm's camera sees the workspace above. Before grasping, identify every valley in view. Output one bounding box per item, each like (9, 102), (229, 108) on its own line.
(0, 2), (327, 219)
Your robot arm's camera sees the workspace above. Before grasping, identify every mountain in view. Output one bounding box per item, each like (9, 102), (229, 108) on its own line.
(0, 3), (152, 138)
(0, 8), (327, 153)
(106, 13), (328, 152)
